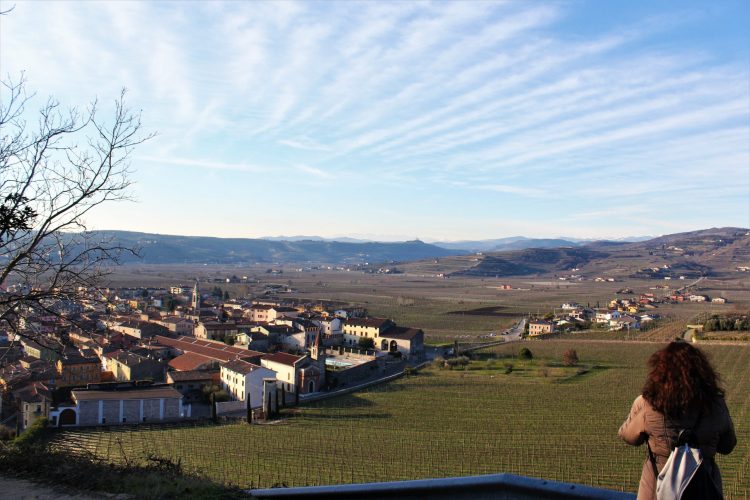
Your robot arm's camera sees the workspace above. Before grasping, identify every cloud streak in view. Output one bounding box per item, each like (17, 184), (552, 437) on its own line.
(2, 0), (747, 239)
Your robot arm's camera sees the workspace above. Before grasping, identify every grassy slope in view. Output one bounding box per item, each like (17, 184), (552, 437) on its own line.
(48, 342), (749, 498)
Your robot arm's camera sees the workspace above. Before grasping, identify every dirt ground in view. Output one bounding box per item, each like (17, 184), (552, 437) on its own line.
(0, 476), (116, 499)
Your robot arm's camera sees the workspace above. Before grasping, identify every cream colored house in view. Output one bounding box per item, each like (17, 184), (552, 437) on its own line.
(342, 318), (394, 347)
(528, 320), (555, 336)
(260, 352), (305, 392)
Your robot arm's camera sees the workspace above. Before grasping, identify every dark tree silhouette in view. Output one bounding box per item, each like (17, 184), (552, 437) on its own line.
(0, 76), (152, 343)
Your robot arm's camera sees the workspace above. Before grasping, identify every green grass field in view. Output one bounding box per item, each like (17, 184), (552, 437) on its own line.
(48, 342), (750, 497)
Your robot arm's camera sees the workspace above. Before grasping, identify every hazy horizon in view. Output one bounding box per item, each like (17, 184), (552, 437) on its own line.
(2, 0), (748, 240)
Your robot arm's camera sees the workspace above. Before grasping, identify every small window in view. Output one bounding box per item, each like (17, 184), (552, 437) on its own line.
(102, 417), (106, 424)
(122, 418), (127, 423)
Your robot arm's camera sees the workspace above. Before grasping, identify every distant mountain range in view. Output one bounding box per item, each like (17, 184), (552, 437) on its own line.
(450, 227), (749, 278)
(260, 235), (655, 251)
(434, 237), (585, 252)
(80, 231), (460, 265)
(69, 228), (748, 271)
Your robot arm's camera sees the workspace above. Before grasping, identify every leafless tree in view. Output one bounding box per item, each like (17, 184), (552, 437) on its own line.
(0, 75), (153, 343)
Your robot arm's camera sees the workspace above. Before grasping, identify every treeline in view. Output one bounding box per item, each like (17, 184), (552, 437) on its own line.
(703, 313), (750, 332)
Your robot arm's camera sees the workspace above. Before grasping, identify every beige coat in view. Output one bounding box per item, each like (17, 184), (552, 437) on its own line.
(618, 395), (736, 500)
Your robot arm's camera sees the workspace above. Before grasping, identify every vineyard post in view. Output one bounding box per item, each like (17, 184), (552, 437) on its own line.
(247, 391), (253, 424)
(210, 392), (217, 422)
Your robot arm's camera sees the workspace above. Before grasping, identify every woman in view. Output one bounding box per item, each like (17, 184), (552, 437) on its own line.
(619, 341), (736, 499)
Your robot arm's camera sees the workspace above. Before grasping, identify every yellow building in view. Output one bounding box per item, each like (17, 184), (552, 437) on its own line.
(56, 350), (101, 387)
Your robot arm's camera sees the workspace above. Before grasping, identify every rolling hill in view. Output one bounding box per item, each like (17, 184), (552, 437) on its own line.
(72, 231), (464, 265)
(448, 228), (750, 278)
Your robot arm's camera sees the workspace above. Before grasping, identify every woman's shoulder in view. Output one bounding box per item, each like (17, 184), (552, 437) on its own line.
(631, 394), (654, 412)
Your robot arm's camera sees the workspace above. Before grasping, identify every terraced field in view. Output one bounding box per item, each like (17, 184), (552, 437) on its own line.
(48, 342), (749, 497)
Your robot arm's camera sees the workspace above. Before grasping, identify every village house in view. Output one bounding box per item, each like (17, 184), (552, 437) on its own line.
(220, 359), (277, 405)
(13, 381), (52, 431)
(194, 321), (239, 342)
(313, 315), (343, 344)
(342, 318), (395, 346)
(247, 304), (274, 322)
(104, 350), (165, 383)
(56, 350), (101, 387)
(260, 348), (325, 394)
(260, 352), (306, 392)
(270, 306), (300, 321)
(166, 369), (216, 404)
(528, 320), (555, 336)
(154, 316), (194, 336)
(250, 323), (296, 345)
(595, 309), (621, 324)
(613, 315), (641, 331)
(52, 384), (188, 427)
(108, 319), (169, 339)
(234, 330), (270, 352)
(341, 317), (424, 359)
(21, 336), (61, 362)
(378, 326), (425, 359)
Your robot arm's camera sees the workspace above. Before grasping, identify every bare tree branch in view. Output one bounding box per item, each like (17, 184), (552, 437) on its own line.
(0, 76), (153, 349)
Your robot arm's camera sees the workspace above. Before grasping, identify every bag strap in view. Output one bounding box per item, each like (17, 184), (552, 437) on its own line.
(646, 440), (659, 479)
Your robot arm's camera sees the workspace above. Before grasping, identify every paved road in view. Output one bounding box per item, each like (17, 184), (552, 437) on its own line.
(676, 276), (705, 293)
(504, 318), (526, 342)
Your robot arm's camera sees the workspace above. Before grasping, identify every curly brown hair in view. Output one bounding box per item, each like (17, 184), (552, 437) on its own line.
(642, 341), (724, 418)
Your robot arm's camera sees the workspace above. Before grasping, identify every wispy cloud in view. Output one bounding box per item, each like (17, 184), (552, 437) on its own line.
(294, 164), (332, 179)
(136, 155), (270, 173)
(279, 137), (332, 152)
(2, 0), (747, 239)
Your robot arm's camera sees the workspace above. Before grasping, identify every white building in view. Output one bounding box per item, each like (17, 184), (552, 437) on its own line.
(220, 359), (277, 407)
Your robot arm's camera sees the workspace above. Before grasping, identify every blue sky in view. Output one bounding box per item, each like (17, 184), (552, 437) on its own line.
(1, 0), (748, 241)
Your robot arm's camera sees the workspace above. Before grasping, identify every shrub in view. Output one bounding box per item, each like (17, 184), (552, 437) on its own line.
(202, 384), (230, 404)
(445, 356), (470, 369)
(14, 417), (49, 449)
(504, 363), (514, 374)
(563, 349), (579, 367)
(0, 424), (15, 441)
(518, 347), (533, 360)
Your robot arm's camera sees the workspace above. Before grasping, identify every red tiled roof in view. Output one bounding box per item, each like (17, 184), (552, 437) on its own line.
(166, 369), (216, 383)
(262, 352), (304, 367)
(72, 385), (181, 402)
(155, 335), (262, 363)
(222, 359), (262, 376)
(381, 326), (423, 340)
(168, 352), (216, 371)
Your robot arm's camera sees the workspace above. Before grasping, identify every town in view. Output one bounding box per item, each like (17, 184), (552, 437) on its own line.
(2, 272), (729, 434)
(0, 282), (426, 432)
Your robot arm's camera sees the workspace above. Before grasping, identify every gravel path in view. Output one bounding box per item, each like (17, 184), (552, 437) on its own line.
(0, 476), (109, 499)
